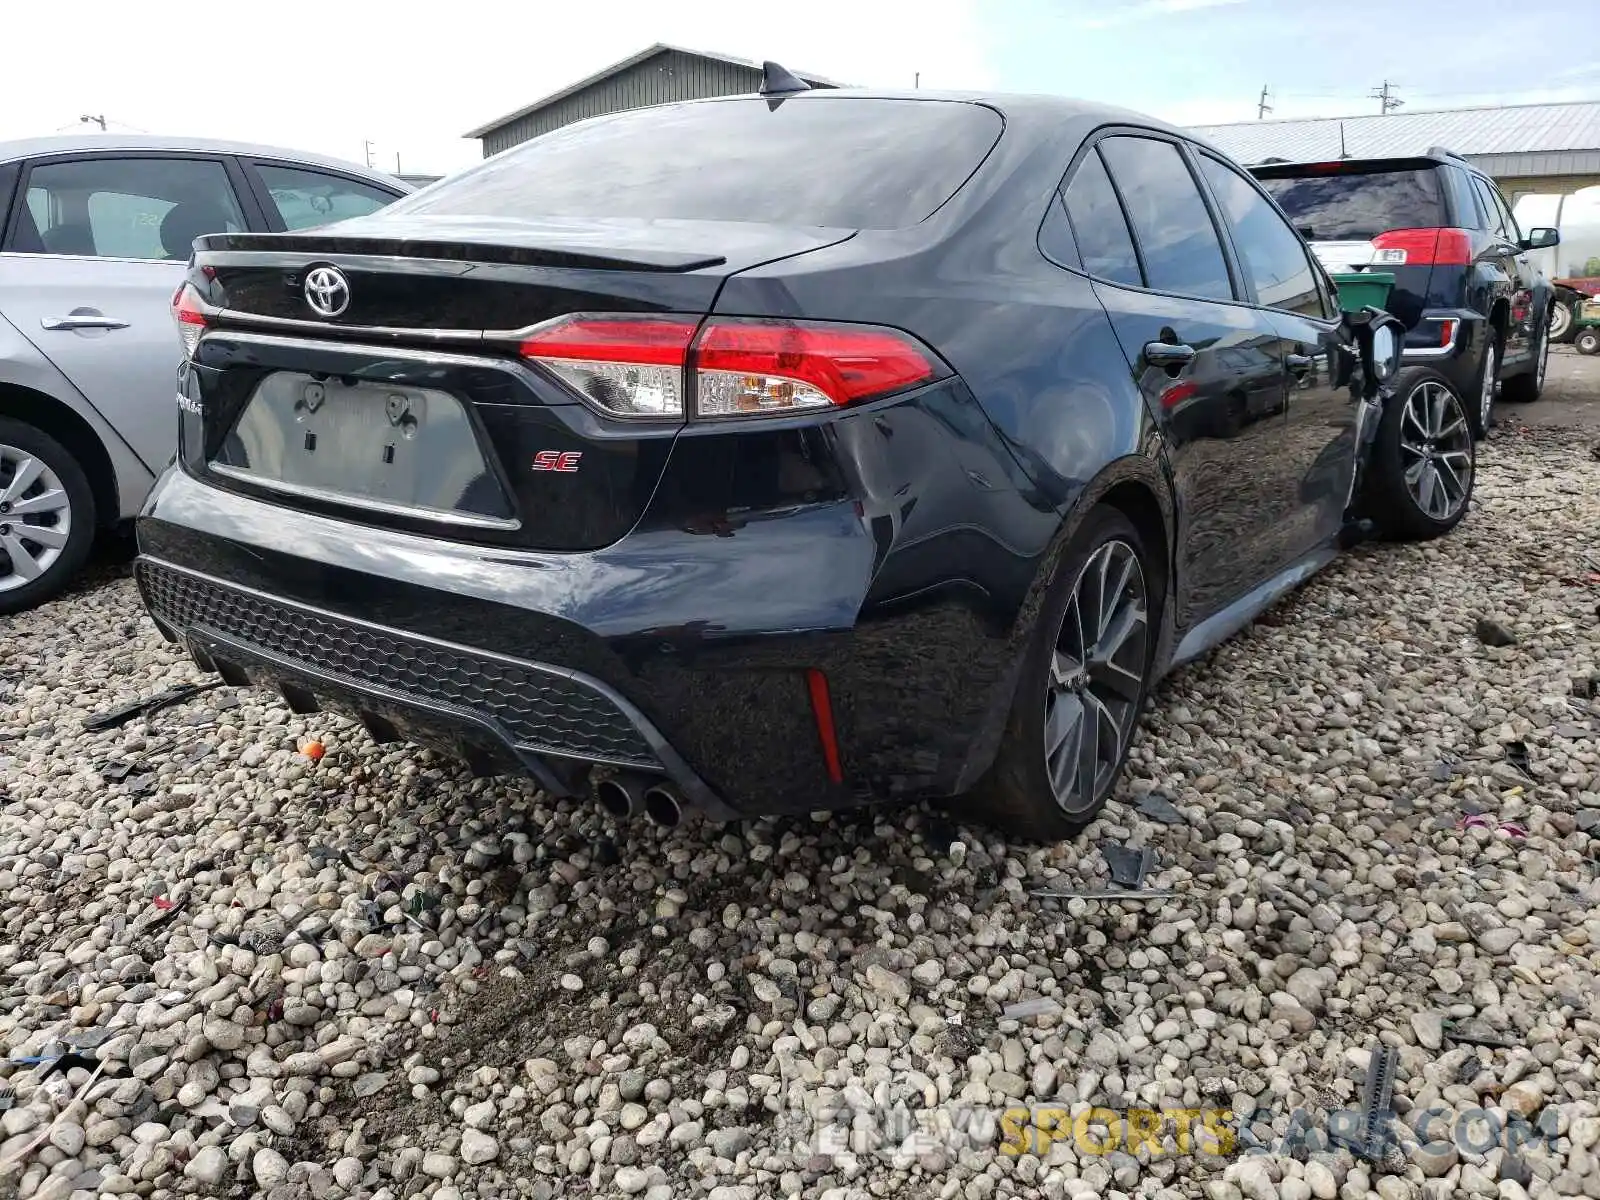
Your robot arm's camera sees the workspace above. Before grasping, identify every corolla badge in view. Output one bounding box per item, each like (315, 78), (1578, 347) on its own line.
(303, 266), (351, 318)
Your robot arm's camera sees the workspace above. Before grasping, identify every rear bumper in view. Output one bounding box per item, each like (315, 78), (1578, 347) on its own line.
(137, 402), (1046, 816)
(1401, 310), (1485, 395)
(136, 556), (737, 817)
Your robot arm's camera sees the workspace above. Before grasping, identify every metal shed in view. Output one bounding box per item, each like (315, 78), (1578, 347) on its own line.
(1191, 100), (1600, 201)
(465, 43), (842, 157)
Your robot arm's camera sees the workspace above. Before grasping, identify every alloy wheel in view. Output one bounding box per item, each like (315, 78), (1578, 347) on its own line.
(1479, 342), (1498, 432)
(0, 445), (73, 593)
(1399, 380), (1473, 522)
(1043, 539), (1148, 815)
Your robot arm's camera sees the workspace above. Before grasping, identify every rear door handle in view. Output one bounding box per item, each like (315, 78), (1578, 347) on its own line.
(42, 314), (130, 331)
(1286, 353), (1314, 375)
(1144, 341), (1196, 367)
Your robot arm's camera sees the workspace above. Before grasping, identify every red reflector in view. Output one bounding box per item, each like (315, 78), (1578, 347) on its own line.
(694, 319), (938, 408)
(1160, 380), (1198, 410)
(1372, 228), (1472, 267)
(805, 668), (844, 785)
(1304, 162), (1348, 174)
(519, 315), (696, 366)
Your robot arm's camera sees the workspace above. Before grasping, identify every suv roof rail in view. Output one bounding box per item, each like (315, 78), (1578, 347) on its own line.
(1256, 156), (1291, 165)
(1426, 144), (1467, 162)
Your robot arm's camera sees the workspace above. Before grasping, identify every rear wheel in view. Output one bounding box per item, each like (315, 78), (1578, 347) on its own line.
(0, 419), (96, 615)
(1500, 324), (1548, 404)
(1549, 297), (1576, 344)
(1364, 368), (1475, 541)
(972, 507), (1155, 841)
(1469, 335), (1499, 439)
(1577, 327), (1600, 356)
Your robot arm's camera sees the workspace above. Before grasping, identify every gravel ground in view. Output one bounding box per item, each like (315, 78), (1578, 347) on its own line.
(2, 420), (1599, 1200)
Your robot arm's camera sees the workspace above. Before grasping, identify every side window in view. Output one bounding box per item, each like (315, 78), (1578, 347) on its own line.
(1037, 192), (1080, 268)
(1197, 154), (1325, 317)
(1061, 149), (1141, 286)
(255, 164), (397, 231)
(1488, 185), (1521, 241)
(1097, 136), (1233, 301)
(1446, 167), (1488, 230)
(10, 157), (244, 260)
(1472, 177), (1508, 239)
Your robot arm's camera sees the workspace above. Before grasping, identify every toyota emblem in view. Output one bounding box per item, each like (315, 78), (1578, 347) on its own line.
(303, 266), (351, 318)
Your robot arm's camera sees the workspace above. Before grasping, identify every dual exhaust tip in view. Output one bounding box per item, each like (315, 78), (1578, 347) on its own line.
(594, 773), (684, 828)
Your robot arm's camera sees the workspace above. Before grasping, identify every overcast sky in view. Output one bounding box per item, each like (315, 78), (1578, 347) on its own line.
(2, 0), (1594, 177)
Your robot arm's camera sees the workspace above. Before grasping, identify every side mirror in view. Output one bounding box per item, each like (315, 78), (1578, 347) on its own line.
(1338, 306), (1404, 396)
(1370, 321), (1403, 383)
(1520, 227), (1560, 251)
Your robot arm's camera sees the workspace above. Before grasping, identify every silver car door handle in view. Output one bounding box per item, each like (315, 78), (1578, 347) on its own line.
(41, 314), (130, 331)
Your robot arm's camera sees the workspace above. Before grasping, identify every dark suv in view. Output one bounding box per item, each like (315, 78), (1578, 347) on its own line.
(1252, 150), (1559, 437)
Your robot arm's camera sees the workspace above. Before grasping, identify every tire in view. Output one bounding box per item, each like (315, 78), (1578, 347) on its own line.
(1363, 367), (1475, 542)
(1549, 296), (1576, 344)
(1577, 327), (1600, 356)
(1500, 322), (1548, 404)
(970, 506), (1156, 841)
(0, 418), (97, 615)
(1468, 333), (1499, 439)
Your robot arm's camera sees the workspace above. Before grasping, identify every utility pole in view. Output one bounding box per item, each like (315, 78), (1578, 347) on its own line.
(395, 152), (402, 173)
(914, 72), (920, 89)
(1257, 86), (1273, 120)
(80, 114), (107, 130)
(363, 140), (375, 168)
(1371, 80), (1403, 114)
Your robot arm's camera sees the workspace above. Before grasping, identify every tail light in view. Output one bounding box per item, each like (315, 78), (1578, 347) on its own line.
(519, 315), (944, 419)
(1371, 228), (1473, 267)
(171, 282), (208, 359)
(517, 317), (694, 417)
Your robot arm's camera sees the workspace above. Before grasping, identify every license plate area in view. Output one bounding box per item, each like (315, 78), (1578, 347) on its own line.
(212, 373), (516, 526)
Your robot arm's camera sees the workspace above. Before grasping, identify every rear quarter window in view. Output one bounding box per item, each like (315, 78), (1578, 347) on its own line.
(1257, 167), (1445, 241)
(389, 97), (1003, 231)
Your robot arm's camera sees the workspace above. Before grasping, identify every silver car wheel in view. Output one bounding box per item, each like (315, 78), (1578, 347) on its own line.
(1399, 380), (1473, 521)
(1479, 341), (1498, 433)
(1043, 539), (1148, 815)
(0, 445), (73, 593)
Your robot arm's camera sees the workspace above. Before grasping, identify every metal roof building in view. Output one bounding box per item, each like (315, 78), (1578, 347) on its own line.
(465, 44), (841, 157)
(1191, 100), (1600, 200)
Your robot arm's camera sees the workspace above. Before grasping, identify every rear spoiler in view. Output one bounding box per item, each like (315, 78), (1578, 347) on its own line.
(1249, 156), (1443, 179)
(191, 231), (726, 274)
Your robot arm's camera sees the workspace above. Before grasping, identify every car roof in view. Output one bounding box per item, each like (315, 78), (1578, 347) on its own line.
(0, 132), (410, 190)
(531, 87), (1210, 152)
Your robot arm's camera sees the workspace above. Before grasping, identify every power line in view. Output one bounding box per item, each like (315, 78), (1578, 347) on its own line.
(1371, 80), (1404, 114)
(1257, 85), (1273, 120)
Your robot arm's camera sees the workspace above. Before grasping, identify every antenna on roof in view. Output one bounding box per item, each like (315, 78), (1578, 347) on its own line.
(759, 61), (811, 96)
(1339, 122), (1349, 159)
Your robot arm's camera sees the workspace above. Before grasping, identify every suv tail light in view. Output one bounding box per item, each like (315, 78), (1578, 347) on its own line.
(171, 282), (208, 359)
(520, 315), (944, 419)
(1371, 228), (1473, 267)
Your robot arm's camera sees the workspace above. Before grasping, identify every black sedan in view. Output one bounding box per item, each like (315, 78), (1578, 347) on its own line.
(136, 78), (1472, 840)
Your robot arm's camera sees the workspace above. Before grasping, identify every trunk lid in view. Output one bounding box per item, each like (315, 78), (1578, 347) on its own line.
(183, 218), (854, 551)
(195, 215), (854, 332)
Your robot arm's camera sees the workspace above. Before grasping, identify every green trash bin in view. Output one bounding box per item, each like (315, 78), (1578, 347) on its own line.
(1329, 271), (1395, 314)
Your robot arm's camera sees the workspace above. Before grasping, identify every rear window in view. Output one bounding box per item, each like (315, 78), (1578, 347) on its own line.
(390, 97), (1002, 231)
(1256, 167), (1445, 241)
